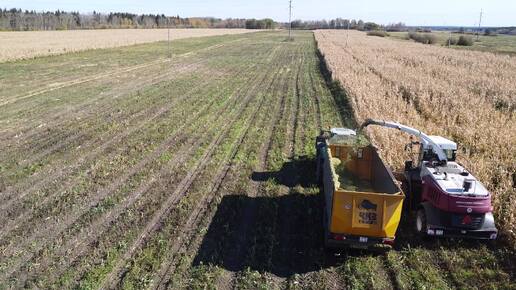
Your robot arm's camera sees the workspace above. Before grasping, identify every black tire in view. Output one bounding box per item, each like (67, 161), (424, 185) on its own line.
(405, 173), (413, 212)
(416, 208), (427, 236)
(316, 153), (324, 186)
(316, 154), (321, 184)
(323, 204), (329, 248)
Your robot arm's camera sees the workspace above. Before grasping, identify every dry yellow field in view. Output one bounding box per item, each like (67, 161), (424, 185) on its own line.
(315, 30), (516, 244)
(0, 28), (255, 62)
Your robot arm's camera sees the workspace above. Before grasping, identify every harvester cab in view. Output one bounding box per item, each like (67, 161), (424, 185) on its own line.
(360, 119), (498, 240)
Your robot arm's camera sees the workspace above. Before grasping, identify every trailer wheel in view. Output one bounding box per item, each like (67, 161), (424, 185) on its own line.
(405, 176), (413, 211)
(323, 204), (329, 248)
(416, 208), (427, 236)
(316, 154), (321, 183)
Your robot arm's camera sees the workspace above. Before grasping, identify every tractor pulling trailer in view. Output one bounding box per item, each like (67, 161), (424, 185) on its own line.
(316, 120), (498, 249)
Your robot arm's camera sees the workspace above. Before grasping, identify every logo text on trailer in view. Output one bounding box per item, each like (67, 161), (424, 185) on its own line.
(358, 199), (378, 225)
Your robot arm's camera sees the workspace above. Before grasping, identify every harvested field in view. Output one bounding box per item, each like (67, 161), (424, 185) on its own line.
(316, 29), (516, 245)
(0, 28), (254, 62)
(0, 30), (515, 289)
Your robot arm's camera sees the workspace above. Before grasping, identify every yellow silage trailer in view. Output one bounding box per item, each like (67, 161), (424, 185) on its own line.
(316, 128), (404, 249)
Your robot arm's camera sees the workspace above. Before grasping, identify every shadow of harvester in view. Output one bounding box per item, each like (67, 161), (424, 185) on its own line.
(192, 157), (344, 277)
(192, 194), (331, 277)
(250, 156), (315, 188)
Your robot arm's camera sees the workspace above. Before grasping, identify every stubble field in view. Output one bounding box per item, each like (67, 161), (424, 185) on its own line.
(0, 30), (514, 289)
(0, 28), (254, 62)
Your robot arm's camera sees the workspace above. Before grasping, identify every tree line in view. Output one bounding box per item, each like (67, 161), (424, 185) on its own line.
(245, 18), (275, 29)
(0, 8), (276, 30)
(289, 18), (404, 31)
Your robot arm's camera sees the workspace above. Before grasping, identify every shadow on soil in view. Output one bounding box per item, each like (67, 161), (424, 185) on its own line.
(192, 192), (328, 277)
(250, 156), (314, 188)
(193, 157), (336, 277)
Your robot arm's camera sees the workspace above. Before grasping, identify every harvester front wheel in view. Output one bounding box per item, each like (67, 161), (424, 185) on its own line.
(416, 208), (427, 236)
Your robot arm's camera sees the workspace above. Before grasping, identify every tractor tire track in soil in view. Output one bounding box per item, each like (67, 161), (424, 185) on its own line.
(266, 56), (305, 288)
(308, 67), (323, 132)
(0, 54), (267, 281)
(97, 50), (282, 290)
(381, 254), (402, 290)
(161, 47), (291, 290)
(264, 46), (320, 288)
(149, 107), (262, 289)
(139, 45), (288, 290)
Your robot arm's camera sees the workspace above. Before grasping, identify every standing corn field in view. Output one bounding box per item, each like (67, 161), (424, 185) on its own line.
(315, 29), (516, 245)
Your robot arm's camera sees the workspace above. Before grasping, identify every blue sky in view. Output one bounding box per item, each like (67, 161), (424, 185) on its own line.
(2, 0), (515, 26)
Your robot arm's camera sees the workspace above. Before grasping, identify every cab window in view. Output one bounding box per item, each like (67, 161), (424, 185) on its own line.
(444, 149), (457, 161)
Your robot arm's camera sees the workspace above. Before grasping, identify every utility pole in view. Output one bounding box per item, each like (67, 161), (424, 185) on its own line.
(288, 0), (292, 40)
(346, 21), (350, 47)
(167, 18), (171, 59)
(477, 9), (483, 41)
